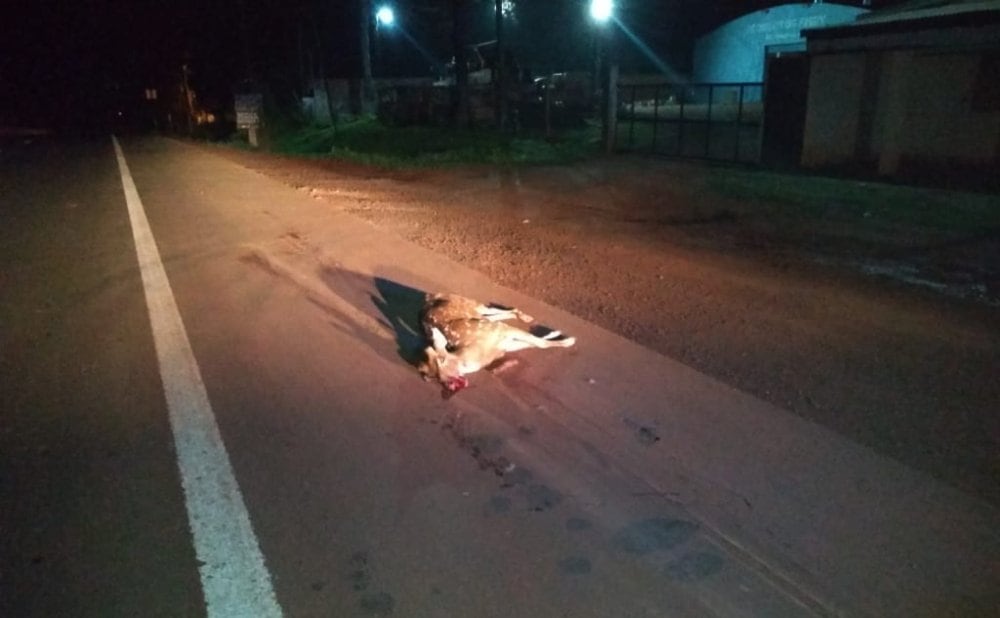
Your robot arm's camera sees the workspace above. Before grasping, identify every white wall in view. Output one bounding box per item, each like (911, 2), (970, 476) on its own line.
(801, 52), (867, 167)
(895, 52), (1000, 165)
(801, 49), (1000, 174)
(693, 3), (866, 84)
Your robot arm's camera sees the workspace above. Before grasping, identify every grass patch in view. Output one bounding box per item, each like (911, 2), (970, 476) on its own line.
(703, 167), (1000, 236)
(233, 116), (998, 238)
(268, 117), (599, 167)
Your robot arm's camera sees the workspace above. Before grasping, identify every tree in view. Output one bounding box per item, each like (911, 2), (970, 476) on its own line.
(360, 0), (376, 115)
(450, 0), (472, 127)
(494, 0), (507, 129)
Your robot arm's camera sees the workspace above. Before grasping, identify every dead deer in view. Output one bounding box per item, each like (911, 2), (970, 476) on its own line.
(416, 293), (576, 393)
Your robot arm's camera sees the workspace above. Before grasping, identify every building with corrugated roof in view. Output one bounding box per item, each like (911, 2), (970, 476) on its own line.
(693, 3), (868, 85)
(799, 0), (1000, 184)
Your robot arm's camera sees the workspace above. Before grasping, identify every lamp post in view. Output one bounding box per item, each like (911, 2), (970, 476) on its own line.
(494, 0), (506, 130)
(361, 3), (395, 115)
(590, 0), (614, 95)
(590, 0), (613, 23)
(590, 0), (615, 152)
(374, 5), (395, 80)
(375, 5), (394, 28)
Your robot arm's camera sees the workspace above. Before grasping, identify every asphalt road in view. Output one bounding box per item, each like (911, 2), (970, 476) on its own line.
(1, 135), (997, 617)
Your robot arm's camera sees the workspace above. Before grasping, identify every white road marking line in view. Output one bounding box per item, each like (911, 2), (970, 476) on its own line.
(112, 136), (283, 618)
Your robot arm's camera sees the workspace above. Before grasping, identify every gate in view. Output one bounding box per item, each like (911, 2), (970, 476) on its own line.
(760, 53), (810, 167)
(615, 80), (764, 164)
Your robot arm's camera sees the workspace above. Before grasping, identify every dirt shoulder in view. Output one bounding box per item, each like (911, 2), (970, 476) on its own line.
(207, 145), (1000, 505)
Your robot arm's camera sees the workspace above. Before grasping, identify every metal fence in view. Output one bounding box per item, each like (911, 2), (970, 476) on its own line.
(615, 81), (764, 163)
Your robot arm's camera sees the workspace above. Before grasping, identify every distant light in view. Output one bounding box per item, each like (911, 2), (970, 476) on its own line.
(376, 6), (394, 27)
(590, 0), (613, 22)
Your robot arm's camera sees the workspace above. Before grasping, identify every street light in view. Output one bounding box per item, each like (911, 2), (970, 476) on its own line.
(589, 0), (615, 152)
(590, 0), (613, 23)
(376, 5), (395, 27)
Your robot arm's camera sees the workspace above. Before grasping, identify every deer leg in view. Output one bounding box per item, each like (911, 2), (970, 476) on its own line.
(485, 357), (520, 374)
(478, 307), (519, 321)
(478, 303), (534, 323)
(500, 330), (575, 352)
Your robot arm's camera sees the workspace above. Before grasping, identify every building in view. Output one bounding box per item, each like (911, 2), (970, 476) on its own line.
(693, 2), (868, 85)
(800, 0), (1000, 184)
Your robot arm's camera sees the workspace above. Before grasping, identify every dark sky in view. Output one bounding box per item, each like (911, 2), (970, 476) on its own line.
(1, 0), (898, 127)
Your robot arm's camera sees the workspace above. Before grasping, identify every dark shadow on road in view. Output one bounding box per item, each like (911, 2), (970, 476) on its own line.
(371, 277), (428, 365)
(316, 264), (429, 368)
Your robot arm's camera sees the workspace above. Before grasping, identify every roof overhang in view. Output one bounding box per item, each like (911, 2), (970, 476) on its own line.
(803, 7), (1000, 52)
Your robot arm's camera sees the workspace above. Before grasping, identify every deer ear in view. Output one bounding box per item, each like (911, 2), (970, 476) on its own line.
(430, 327), (449, 352)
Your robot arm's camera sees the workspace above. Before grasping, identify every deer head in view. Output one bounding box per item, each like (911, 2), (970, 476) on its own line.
(417, 326), (470, 392)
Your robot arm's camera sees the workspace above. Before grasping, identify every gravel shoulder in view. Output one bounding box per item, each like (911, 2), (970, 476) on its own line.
(208, 145), (1000, 505)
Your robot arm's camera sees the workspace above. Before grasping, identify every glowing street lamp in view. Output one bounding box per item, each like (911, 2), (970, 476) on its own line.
(590, 0), (615, 153)
(376, 5), (395, 27)
(590, 0), (613, 23)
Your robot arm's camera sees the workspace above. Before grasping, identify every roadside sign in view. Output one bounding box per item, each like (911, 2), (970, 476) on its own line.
(235, 93), (263, 129)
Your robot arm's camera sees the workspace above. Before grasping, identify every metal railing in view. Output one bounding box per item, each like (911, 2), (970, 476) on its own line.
(616, 81), (764, 163)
